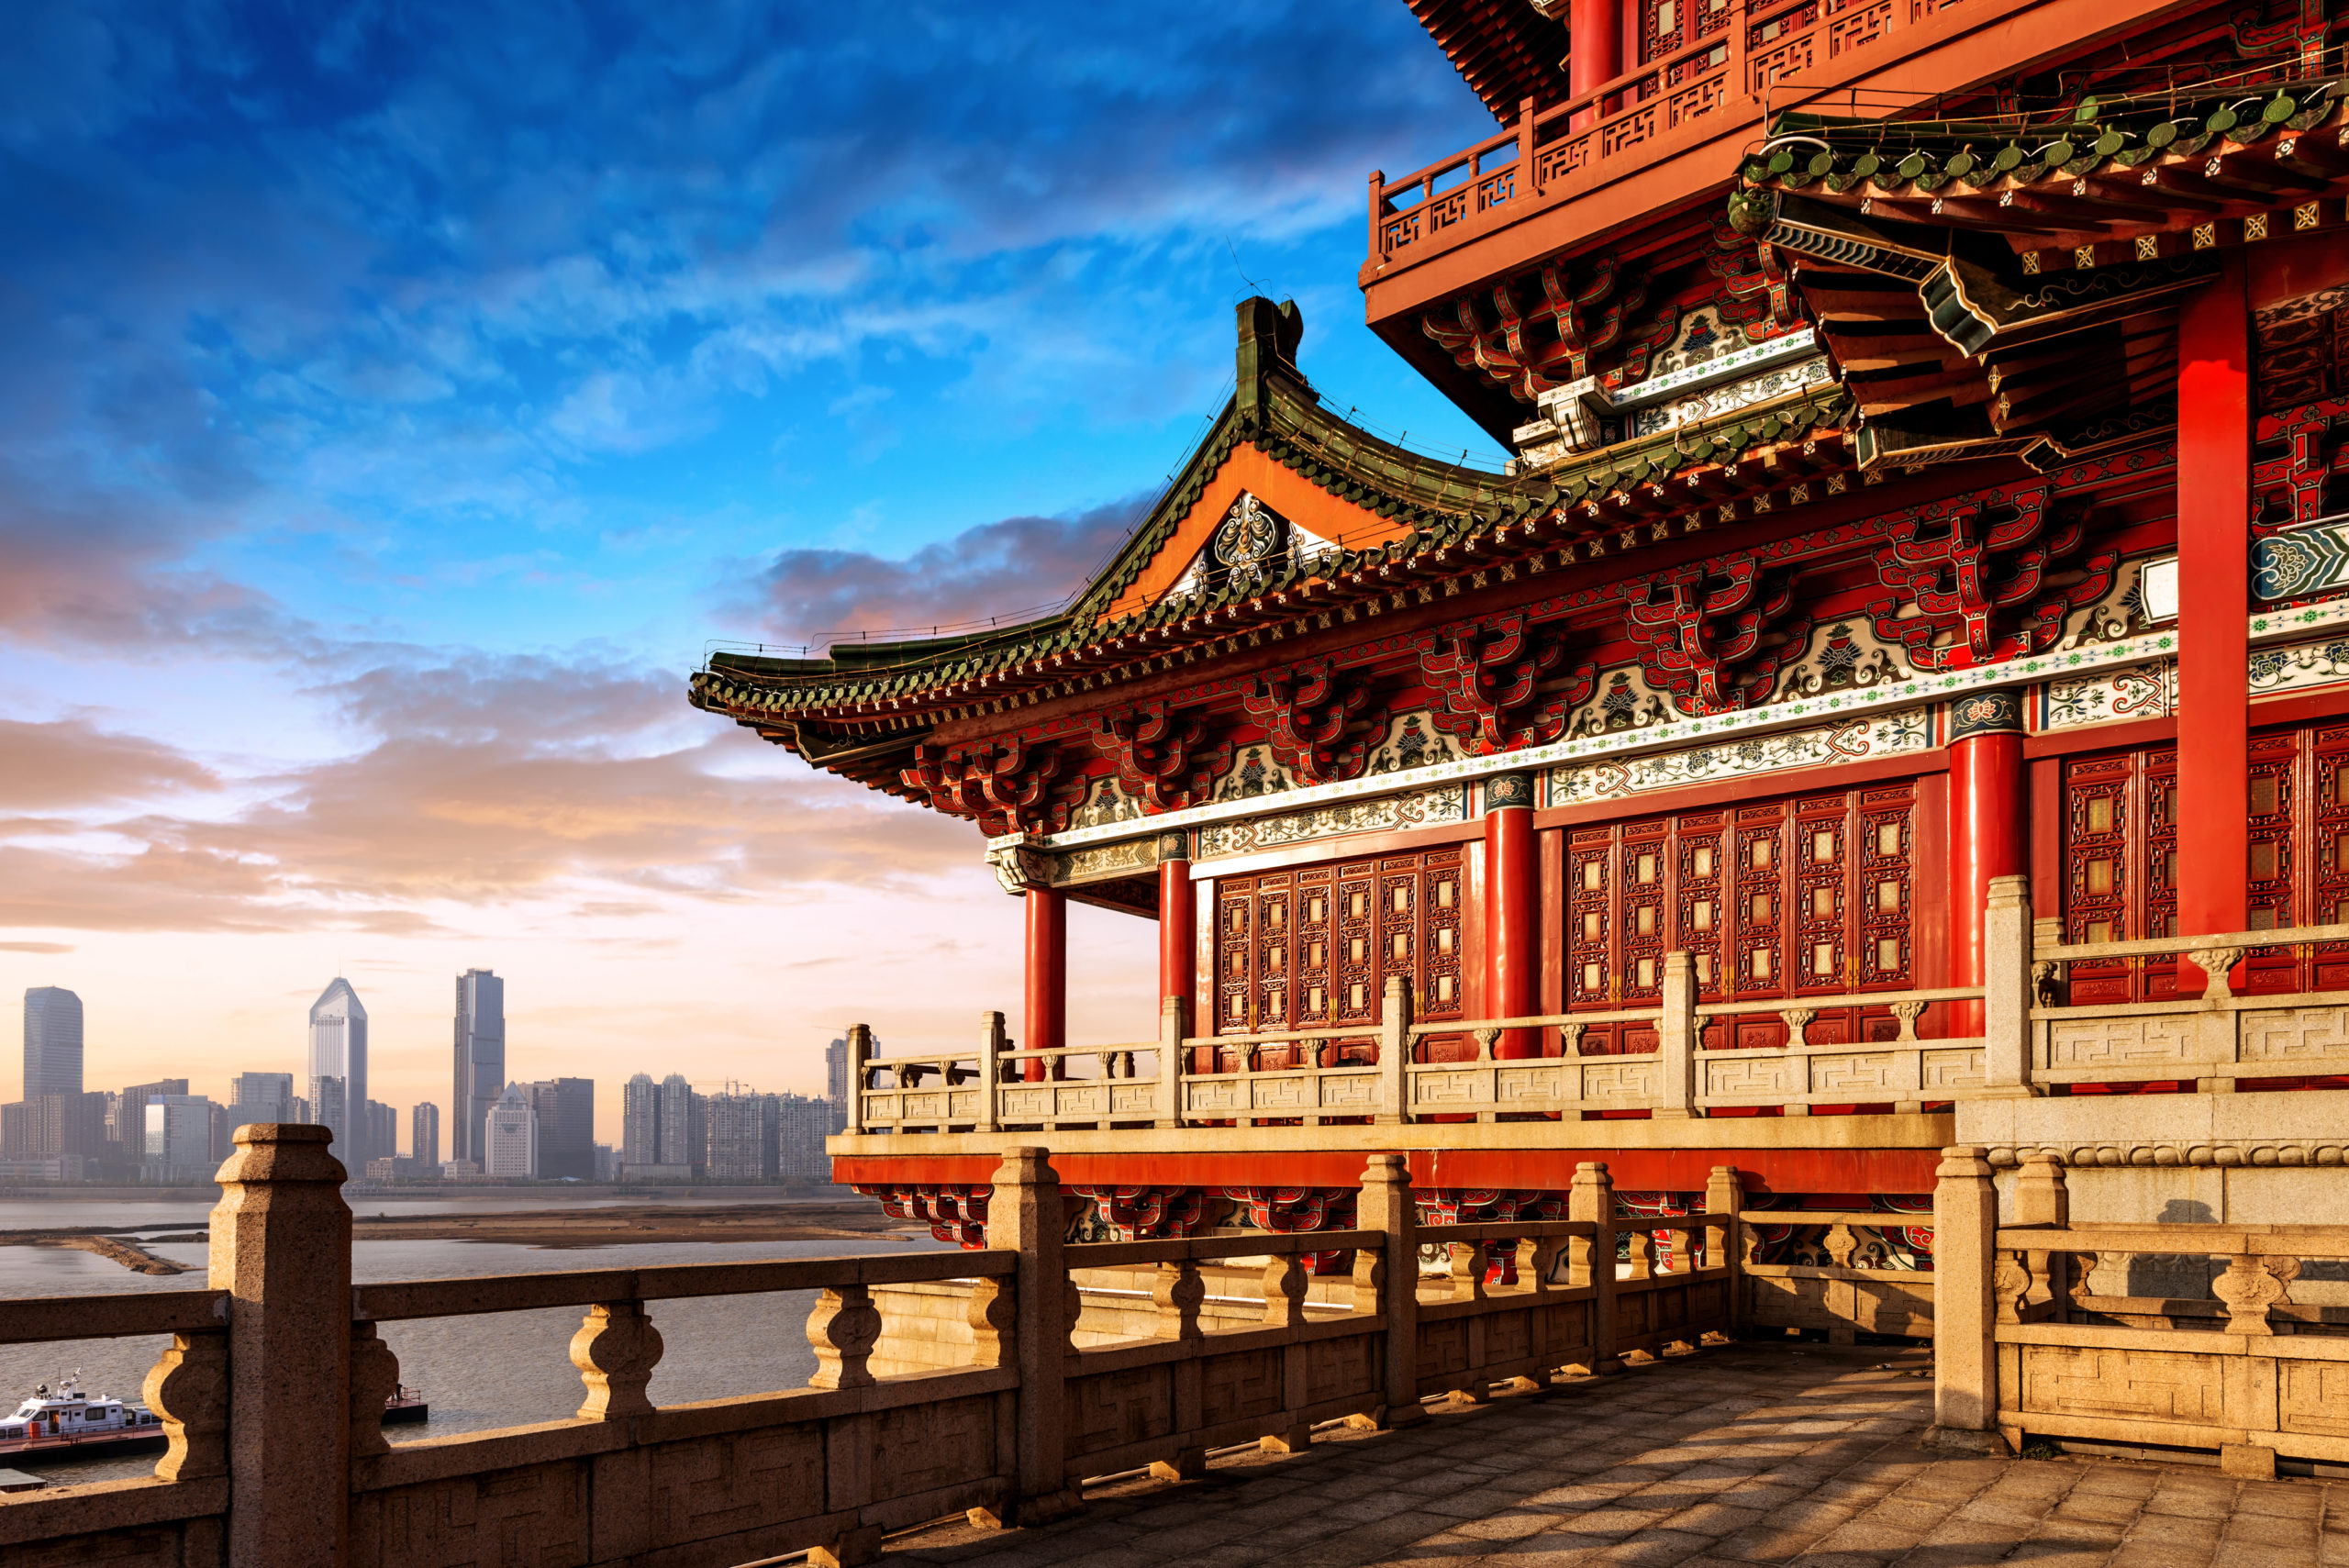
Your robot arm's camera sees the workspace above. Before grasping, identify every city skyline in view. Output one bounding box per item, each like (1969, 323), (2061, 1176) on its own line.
(6, 975), (852, 1150)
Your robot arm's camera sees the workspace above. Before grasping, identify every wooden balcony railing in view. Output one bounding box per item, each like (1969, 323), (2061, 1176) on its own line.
(1366, 0), (1990, 273)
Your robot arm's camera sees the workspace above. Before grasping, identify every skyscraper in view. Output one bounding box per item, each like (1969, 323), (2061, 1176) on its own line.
(411, 1102), (440, 1170)
(825, 1036), (849, 1128)
(658, 1073), (694, 1176)
(306, 978), (368, 1170)
(365, 1100), (396, 1166)
(526, 1078), (595, 1180)
(23, 987), (84, 1100)
(621, 1073), (659, 1167)
(228, 1073), (295, 1127)
(451, 969), (506, 1166)
(482, 1084), (536, 1178)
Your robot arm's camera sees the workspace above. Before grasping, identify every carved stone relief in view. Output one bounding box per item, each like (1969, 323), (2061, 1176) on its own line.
(1196, 784), (1468, 860)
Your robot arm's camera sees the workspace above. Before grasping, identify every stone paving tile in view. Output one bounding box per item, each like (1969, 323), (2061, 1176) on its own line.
(877, 1344), (2343, 1567)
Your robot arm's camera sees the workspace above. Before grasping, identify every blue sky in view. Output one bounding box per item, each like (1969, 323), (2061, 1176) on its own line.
(0, 1), (1497, 1132)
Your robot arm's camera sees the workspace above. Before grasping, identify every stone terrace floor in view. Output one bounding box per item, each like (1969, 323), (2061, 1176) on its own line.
(878, 1344), (2349, 1568)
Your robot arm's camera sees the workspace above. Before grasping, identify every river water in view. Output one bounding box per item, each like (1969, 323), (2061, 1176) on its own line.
(0, 1195), (951, 1483)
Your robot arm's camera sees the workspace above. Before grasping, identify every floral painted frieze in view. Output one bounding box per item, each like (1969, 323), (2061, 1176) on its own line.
(1552, 708), (1932, 806)
(1197, 784), (1468, 860)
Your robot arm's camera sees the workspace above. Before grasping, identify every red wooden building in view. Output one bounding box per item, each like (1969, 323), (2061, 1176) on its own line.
(693, 0), (2349, 1260)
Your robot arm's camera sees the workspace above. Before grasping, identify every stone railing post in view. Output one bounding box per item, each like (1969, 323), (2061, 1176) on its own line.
(1656, 951), (1698, 1118)
(212, 1123), (351, 1567)
(1928, 1145), (2006, 1451)
(987, 1146), (1084, 1526)
(844, 1023), (874, 1135)
(1156, 995), (1186, 1129)
(1352, 1152), (1423, 1427)
(1983, 876), (2034, 1095)
(143, 1326), (228, 1483)
(2013, 1154), (2072, 1316)
(1377, 976), (1413, 1124)
(1568, 1161), (1619, 1374)
(1704, 1165), (1743, 1338)
(977, 1012), (1006, 1132)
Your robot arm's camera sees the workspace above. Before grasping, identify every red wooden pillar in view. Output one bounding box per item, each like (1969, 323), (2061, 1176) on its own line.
(1485, 773), (1540, 1057)
(1157, 831), (1196, 1021)
(1948, 693), (2026, 1035)
(2177, 260), (2251, 973)
(1024, 883), (1066, 1083)
(1570, 0), (1623, 127)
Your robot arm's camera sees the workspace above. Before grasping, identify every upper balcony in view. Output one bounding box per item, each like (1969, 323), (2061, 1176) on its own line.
(1364, 0), (2213, 438)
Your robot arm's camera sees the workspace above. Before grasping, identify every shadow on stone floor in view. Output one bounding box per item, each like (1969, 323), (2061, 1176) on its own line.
(868, 1343), (2343, 1568)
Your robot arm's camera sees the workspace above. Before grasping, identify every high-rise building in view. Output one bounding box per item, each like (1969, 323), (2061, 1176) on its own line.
(825, 1036), (849, 1128)
(143, 1095), (223, 1182)
(481, 1084), (536, 1178)
(702, 1089), (773, 1182)
(0, 1093), (104, 1162)
(525, 1078), (595, 1180)
(411, 1102), (440, 1170)
(21, 988), (83, 1101)
(778, 1093), (835, 1184)
(306, 978), (369, 1169)
(113, 1080), (188, 1162)
(228, 1073), (295, 1128)
(621, 1073), (659, 1167)
(657, 1073), (693, 1176)
(451, 969), (506, 1166)
(365, 1100), (396, 1166)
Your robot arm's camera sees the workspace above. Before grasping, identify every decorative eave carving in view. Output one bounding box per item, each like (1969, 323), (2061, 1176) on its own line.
(1091, 701), (1233, 812)
(1241, 660), (1389, 786)
(899, 736), (1084, 837)
(1418, 612), (1596, 753)
(1626, 558), (1811, 715)
(1865, 486), (2119, 670)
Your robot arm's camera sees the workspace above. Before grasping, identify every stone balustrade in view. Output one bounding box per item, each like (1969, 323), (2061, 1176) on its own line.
(0, 1129), (1741, 1567)
(851, 877), (2349, 1140)
(1930, 1145), (2349, 1477)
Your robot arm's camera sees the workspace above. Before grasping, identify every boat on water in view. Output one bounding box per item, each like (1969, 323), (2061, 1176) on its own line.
(0, 1374), (429, 1460)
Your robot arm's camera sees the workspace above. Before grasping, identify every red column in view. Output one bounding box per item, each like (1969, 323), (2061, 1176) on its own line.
(1024, 884), (1066, 1083)
(1569, 0), (1622, 128)
(1947, 693), (2026, 1035)
(1485, 773), (1540, 1058)
(1157, 832), (1196, 1021)
(2177, 261), (2251, 973)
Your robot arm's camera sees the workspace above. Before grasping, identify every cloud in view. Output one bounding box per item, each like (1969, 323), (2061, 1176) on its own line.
(744, 495), (1143, 641)
(0, 717), (219, 809)
(0, 941), (74, 954)
(0, 650), (974, 936)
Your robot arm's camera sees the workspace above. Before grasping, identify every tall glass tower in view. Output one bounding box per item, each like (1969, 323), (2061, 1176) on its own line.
(306, 978), (368, 1169)
(22, 987), (83, 1100)
(452, 969), (507, 1165)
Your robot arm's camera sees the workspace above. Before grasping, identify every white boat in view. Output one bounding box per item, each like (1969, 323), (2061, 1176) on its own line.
(0, 1374), (166, 1457)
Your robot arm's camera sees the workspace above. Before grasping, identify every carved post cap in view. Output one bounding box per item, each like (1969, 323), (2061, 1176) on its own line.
(216, 1121), (345, 1186)
(1361, 1152), (1408, 1180)
(1986, 873), (2030, 907)
(993, 1146), (1059, 1183)
(1936, 1145), (1997, 1179)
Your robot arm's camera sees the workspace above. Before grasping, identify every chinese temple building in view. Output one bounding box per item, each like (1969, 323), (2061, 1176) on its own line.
(691, 0), (2349, 1275)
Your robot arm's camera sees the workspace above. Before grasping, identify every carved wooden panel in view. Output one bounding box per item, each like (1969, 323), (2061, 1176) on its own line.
(1214, 851), (1466, 1063)
(1569, 783), (1919, 1056)
(2065, 721), (2349, 997)
(2062, 747), (2176, 1004)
